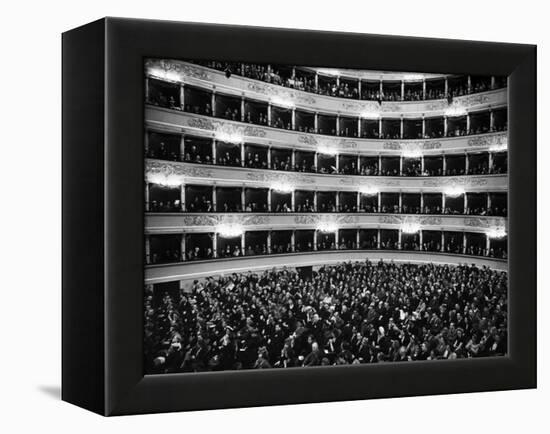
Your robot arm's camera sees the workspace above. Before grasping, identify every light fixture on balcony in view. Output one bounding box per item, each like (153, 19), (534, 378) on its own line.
(444, 186), (465, 197)
(271, 181), (295, 193)
(489, 142), (508, 152)
(215, 130), (243, 144)
(486, 227), (507, 239)
(360, 111), (381, 120)
(444, 105), (467, 117)
(216, 223), (244, 238)
(148, 67), (180, 83)
(317, 221), (339, 233)
(403, 74), (424, 81)
(401, 221), (421, 234)
(214, 124), (244, 144)
(402, 147), (422, 159)
(359, 185), (379, 195)
(317, 144), (338, 156)
(146, 172), (185, 187)
(316, 68), (340, 76)
(270, 96), (295, 109)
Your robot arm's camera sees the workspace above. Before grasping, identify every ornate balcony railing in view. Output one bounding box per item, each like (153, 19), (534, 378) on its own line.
(145, 160), (508, 193)
(146, 213), (507, 235)
(144, 250), (507, 285)
(146, 108), (508, 156)
(146, 59), (507, 117)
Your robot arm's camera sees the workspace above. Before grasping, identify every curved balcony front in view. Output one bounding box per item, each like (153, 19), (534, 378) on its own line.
(301, 67), (451, 81)
(146, 160), (508, 193)
(146, 213), (507, 235)
(145, 250), (507, 285)
(146, 108), (508, 156)
(146, 59), (507, 118)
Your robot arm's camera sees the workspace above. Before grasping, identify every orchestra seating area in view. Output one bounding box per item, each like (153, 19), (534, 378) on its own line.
(143, 58), (508, 373)
(145, 261), (508, 373)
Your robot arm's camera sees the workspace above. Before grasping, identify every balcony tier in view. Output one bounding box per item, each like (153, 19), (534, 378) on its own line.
(146, 108), (508, 156)
(145, 160), (508, 193)
(304, 67), (449, 81)
(146, 213), (507, 235)
(146, 59), (507, 117)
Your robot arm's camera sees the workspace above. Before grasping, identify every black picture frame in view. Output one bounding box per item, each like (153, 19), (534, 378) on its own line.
(62, 17), (536, 416)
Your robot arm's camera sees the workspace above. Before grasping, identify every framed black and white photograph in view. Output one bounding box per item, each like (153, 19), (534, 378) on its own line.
(143, 58), (510, 374)
(62, 17), (536, 415)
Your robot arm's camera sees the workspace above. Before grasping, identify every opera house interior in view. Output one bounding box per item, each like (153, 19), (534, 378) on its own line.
(143, 58), (508, 374)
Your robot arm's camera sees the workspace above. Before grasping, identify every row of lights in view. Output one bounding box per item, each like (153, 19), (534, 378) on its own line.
(212, 133), (507, 158)
(267, 97), (472, 119)
(306, 69), (428, 82)
(314, 145), (509, 158)
(216, 222), (507, 239)
(148, 175), (470, 199)
(346, 106), (470, 119)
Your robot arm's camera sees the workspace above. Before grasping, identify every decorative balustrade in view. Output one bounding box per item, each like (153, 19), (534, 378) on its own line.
(146, 107), (508, 156)
(145, 160), (508, 193)
(145, 59), (507, 117)
(146, 213), (507, 235)
(144, 250), (507, 285)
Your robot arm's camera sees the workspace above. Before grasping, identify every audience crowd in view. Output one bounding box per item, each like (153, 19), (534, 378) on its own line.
(148, 85), (507, 140)
(147, 141), (507, 178)
(144, 260), (508, 373)
(190, 60), (504, 102)
(149, 234), (507, 266)
(148, 190), (506, 217)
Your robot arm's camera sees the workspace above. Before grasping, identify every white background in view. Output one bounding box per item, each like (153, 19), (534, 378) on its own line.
(0, 0), (546, 431)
